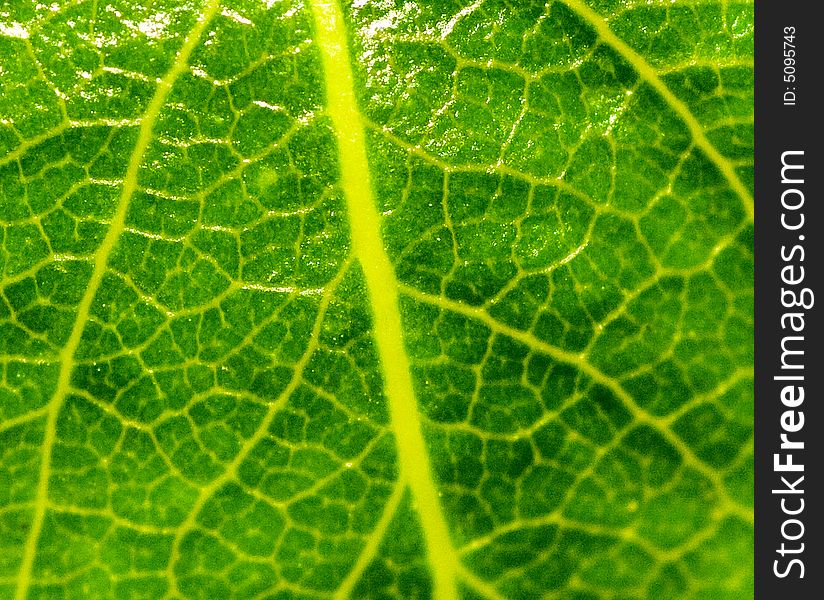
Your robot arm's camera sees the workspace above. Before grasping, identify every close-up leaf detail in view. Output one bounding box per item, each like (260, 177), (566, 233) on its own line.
(0, 0), (754, 598)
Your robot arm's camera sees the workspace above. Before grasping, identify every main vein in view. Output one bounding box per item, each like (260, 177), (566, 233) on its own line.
(561, 0), (754, 221)
(307, 2), (460, 599)
(13, 3), (221, 598)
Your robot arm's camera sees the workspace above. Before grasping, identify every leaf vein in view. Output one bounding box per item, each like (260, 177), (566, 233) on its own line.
(560, 0), (753, 219)
(12, 3), (222, 597)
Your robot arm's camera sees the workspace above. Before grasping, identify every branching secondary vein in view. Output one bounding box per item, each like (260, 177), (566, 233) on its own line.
(561, 0), (754, 220)
(13, 2), (222, 598)
(399, 283), (754, 524)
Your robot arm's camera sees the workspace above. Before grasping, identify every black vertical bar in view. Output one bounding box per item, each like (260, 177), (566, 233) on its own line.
(754, 1), (821, 598)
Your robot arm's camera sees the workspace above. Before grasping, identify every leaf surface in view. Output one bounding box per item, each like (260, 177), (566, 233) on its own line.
(0, 0), (753, 598)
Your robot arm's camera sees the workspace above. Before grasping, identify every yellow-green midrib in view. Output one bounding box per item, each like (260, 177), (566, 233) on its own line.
(307, 1), (462, 599)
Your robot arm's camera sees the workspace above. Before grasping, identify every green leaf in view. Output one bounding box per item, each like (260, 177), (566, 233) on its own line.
(0, 0), (753, 598)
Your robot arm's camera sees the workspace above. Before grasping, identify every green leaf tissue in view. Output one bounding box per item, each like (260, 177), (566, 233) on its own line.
(0, 0), (753, 598)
